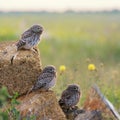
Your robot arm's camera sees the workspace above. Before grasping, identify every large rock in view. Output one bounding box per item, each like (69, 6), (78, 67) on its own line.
(75, 110), (102, 120)
(16, 90), (66, 120)
(0, 41), (42, 96)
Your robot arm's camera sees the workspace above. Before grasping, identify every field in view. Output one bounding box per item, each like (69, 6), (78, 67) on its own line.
(0, 12), (120, 110)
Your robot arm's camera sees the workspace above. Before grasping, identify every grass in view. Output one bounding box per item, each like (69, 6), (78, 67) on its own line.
(0, 12), (120, 110)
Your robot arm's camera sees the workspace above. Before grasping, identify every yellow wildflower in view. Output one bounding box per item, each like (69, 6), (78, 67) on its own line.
(88, 64), (96, 71)
(59, 65), (66, 72)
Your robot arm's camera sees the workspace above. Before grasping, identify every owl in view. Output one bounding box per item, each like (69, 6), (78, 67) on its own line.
(59, 84), (81, 109)
(16, 24), (43, 50)
(27, 65), (57, 96)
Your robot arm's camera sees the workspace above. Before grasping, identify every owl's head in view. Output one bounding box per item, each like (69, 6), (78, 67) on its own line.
(67, 84), (80, 93)
(31, 24), (44, 33)
(42, 65), (56, 75)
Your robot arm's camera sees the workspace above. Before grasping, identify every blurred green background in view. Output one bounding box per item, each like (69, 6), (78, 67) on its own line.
(0, 12), (120, 109)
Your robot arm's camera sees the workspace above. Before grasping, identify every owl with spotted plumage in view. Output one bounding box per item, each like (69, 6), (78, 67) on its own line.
(59, 84), (81, 109)
(27, 65), (57, 95)
(16, 24), (43, 50)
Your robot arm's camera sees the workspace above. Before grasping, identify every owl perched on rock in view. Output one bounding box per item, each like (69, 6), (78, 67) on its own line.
(59, 84), (81, 109)
(16, 24), (43, 50)
(27, 65), (57, 95)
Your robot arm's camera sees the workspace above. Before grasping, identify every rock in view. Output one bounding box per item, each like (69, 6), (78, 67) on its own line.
(75, 110), (102, 120)
(60, 105), (102, 120)
(16, 90), (66, 120)
(60, 105), (85, 120)
(0, 41), (42, 96)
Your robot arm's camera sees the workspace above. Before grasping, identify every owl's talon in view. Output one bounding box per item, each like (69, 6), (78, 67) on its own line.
(32, 47), (38, 53)
(11, 56), (14, 65)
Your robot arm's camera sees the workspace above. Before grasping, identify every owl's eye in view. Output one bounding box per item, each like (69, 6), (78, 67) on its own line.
(51, 68), (54, 71)
(73, 87), (77, 90)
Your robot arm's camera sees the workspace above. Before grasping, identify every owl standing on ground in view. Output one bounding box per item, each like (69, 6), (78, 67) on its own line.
(16, 24), (43, 50)
(27, 65), (57, 95)
(59, 84), (81, 109)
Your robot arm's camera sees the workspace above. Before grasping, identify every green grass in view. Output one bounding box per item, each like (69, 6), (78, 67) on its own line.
(0, 12), (120, 109)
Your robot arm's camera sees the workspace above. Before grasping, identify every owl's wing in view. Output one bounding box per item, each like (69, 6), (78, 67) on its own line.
(16, 30), (32, 49)
(59, 90), (71, 106)
(16, 39), (26, 49)
(33, 73), (54, 90)
(61, 90), (71, 100)
(21, 30), (32, 40)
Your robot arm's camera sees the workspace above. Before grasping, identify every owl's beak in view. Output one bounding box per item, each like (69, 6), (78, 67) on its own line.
(40, 27), (44, 33)
(74, 87), (80, 92)
(54, 71), (57, 77)
(77, 88), (80, 92)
